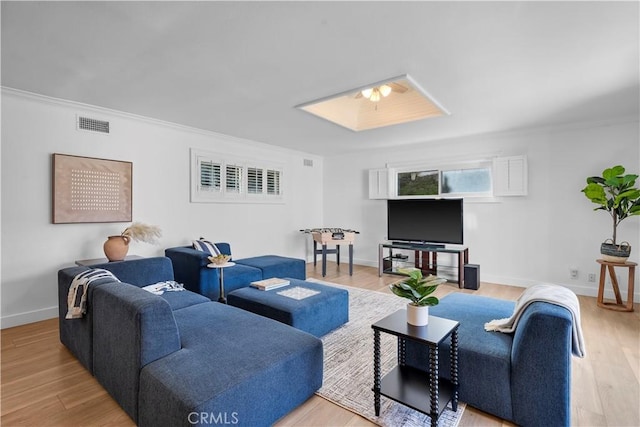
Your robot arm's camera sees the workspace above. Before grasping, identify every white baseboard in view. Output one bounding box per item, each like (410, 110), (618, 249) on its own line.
(481, 274), (640, 301)
(1, 306), (58, 329)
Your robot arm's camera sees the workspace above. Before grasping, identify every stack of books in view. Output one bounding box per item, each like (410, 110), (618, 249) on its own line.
(250, 278), (290, 291)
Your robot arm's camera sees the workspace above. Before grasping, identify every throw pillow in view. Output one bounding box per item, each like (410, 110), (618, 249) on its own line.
(192, 239), (222, 256)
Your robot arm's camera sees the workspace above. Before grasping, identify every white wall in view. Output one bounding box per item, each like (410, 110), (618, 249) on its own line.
(1, 89), (323, 328)
(323, 119), (640, 299)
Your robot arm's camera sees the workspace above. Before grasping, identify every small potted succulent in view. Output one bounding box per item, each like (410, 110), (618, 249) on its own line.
(582, 165), (640, 262)
(390, 269), (446, 326)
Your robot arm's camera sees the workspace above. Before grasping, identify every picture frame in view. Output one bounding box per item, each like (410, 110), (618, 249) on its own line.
(52, 153), (132, 223)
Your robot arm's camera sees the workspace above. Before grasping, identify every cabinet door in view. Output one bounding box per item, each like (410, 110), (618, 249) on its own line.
(369, 168), (390, 199)
(493, 155), (528, 196)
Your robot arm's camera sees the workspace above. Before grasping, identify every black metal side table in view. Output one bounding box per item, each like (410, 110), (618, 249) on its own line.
(372, 310), (459, 427)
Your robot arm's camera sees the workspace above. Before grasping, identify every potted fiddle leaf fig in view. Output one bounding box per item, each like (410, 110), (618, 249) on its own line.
(389, 269), (446, 326)
(581, 165), (640, 262)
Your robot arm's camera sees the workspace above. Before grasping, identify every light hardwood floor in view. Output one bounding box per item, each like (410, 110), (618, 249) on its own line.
(2, 262), (638, 426)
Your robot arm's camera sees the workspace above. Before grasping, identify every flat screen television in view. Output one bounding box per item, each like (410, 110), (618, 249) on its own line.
(387, 198), (464, 245)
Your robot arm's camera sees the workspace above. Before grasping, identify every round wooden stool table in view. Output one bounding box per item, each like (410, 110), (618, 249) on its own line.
(596, 259), (636, 312)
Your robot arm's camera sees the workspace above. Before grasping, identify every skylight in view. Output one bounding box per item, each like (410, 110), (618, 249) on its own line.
(296, 75), (449, 132)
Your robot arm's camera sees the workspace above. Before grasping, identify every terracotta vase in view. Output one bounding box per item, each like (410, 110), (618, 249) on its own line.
(103, 235), (130, 261)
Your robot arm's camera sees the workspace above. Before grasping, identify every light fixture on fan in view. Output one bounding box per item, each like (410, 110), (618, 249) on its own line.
(361, 84), (392, 102)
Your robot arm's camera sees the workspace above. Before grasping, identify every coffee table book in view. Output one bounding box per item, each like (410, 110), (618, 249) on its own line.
(250, 278), (290, 291)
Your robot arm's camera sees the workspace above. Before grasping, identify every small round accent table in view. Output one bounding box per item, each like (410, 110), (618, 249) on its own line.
(596, 259), (636, 312)
(207, 261), (235, 304)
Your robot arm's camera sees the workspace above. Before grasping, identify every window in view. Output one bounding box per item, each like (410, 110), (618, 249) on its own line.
(397, 170), (439, 196)
(199, 160), (221, 192)
(391, 160), (493, 198)
(191, 148), (285, 203)
(247, 167), (263, 194)
(441, 168), (491, 194)
(372, 155), (526, 200)
(267, 169), (281, 196)
(225, 164), (243, 194)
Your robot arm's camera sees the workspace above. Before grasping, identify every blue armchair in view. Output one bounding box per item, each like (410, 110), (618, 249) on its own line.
(403, 293), (573, 426)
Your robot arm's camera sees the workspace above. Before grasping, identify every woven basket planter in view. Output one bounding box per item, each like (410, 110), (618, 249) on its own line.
(600, 240), (631, 263)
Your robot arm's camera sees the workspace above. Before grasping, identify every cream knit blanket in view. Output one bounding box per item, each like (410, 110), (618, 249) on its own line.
(66, 269), (120, 319)
(484, 284), (586, 357)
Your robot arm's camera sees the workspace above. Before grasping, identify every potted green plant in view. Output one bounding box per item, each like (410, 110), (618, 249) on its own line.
(389, 269), (446, 326)
(581, 165), (640, 262)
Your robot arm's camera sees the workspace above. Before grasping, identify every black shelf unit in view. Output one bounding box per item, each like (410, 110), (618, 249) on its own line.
(380, 365), (454, 417)
(378, 242), (469, 288)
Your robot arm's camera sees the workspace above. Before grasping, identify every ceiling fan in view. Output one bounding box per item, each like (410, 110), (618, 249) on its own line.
(355, 82), (409, 102)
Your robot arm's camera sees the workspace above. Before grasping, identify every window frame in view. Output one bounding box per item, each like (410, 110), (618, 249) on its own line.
(190, 148), (285, 204)
(391, 159), (494, 199)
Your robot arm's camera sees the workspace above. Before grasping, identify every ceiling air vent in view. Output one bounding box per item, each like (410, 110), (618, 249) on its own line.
(303, 159), (314, 167)
(77, 115), (110, 134)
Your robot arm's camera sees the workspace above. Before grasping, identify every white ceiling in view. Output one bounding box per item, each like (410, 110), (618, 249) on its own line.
(2, 1), (638, 156)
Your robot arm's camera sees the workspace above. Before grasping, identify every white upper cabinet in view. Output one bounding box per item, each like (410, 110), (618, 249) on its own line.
(493, 155), (528, 196)
(368, 168), (391, 199)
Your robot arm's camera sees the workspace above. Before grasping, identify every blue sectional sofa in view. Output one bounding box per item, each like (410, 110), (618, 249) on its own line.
(58, 257), (323, 427)
(403, 293), (574, 427)
(165, 243), (306, 300)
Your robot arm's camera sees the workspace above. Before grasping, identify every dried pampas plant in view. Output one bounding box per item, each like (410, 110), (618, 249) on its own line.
(121, 222), (162, 244)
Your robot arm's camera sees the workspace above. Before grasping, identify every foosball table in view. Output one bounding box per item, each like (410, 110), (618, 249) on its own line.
(300, 228), (359, 277)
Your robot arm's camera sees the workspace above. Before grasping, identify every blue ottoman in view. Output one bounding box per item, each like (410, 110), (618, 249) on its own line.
(235, 255), (306, 280)
(227, 279), (349, 337)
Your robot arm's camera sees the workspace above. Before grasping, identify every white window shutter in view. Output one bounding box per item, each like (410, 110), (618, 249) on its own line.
(493, 155), (528, 196)
(225, 164), (243, 194)
(247, 167), (263, 194)
(369, 168), (390, 199)
(199, 160), (221, 192)
(267, 169), (281, 196)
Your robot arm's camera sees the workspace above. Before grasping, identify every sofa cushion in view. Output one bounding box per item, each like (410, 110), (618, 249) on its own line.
(158, 289), (211, 311)
(138, 302), (323, 427)
(235, 255), (306, 281)
(404, 293), (516, 421)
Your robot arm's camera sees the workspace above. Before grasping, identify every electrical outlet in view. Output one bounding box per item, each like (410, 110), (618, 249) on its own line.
(588, 273), (596, 282)
(569, 268), (578, 279)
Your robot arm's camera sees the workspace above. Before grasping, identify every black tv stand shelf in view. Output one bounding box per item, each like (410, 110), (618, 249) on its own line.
(379, 242), (469, 289)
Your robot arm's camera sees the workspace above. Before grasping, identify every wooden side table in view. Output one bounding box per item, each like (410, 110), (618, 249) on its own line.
(596, 259), (636, 312)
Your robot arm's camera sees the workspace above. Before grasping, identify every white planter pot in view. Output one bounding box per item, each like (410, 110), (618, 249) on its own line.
(406, 303), (429, 326)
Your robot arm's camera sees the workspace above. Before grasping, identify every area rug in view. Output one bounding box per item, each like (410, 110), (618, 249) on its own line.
(308, 279), (465, 427)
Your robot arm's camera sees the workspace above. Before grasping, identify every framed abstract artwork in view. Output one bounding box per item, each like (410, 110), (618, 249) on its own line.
(52, 153), (132, 223)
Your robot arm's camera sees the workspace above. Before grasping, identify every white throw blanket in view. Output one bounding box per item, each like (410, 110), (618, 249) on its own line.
(142, 281), (185, 295)
(484, 284), (586, 358)
(66, 269), (120, 319)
